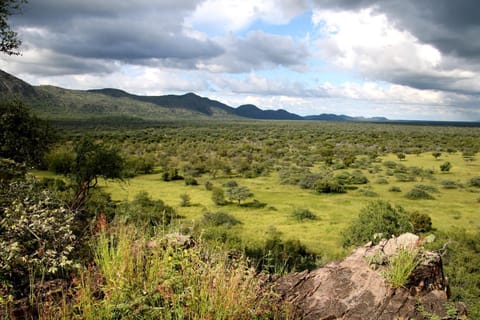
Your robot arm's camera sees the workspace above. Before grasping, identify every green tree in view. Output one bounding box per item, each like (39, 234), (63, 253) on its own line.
(0, 99), (56, 166)
(211, 187), (226, 205)
(68, 138), (124, 211)
(343, 200), (413, 247)
(440, 161), (451, 172)
(0, 0), (27, 55)
(225, 186), (253, 205)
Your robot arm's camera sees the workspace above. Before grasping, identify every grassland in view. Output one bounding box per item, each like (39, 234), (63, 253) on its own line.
(97, 151), (480, 259)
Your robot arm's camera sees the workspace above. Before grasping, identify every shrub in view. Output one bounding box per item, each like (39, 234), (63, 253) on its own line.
(223, 180), (238, 188)
(119, 191), (177, 227)
(184, 176), (198, 186)
(414, 184), (439, 193)
(375, 177), (389, 184)
(388, 186), (402, 192)
(468, 177), (480, 188)
(202, 211), (242, 227)
(383, 161), (397, 169)
(440, 161), (451, 172)
(343, 200), (413, 247)
(314, 178), (345, 193)
(179, 193), (191, 207)
(204, 180), (213, 190)
(162, 167), (183, 181)
(405, 187), (435, 200)
(358, 188), (378, 197)
(0, 190), (76, 294)
(211, 187), (226, 205)
(440, 180), (458, 189)
(292, 208), (318, 221)
(408, 211), (432, 233)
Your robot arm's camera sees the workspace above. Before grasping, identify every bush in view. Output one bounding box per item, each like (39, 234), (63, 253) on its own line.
(162, 167), (183, 181)
(358, 188), (378, 197)
(0, 189), (76, 294)
(408, 211), (432, 233)
(246, 234), (317, 274)
(314, 178), (345, 193)
(179, 193), (191, 207)
(468, 176), (480, 188)
(375, 177), (389, 184)
(292, 208), (318, 221)
(440, 180), (459, 189)
(405, 187), (435, 200)
(184, 176), (199, 186)
(388, 186), (402, 192)
(440, 161), (451, 172)
(343, 200), (413, 247)
(119, 191), (177, 227)
(211, 187), (226, 205)
(202, 211), (242, 227)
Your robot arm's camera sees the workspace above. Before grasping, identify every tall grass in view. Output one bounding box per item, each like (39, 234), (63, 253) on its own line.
(382, 248), (421, 288)
(73, 223), (286, 319)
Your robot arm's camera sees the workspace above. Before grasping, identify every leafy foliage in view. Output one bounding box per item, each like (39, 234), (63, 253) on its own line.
(0, 180), (76, 294)
(292, 208), (318, 221)
(0, 99), (56, 166)
(201, 211), (242, 227)
(0, 0), (27, 55)
(343, 200), (414, 247)
(405, 186), (435, 200)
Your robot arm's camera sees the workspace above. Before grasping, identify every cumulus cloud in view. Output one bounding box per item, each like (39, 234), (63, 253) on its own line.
(312, 6), (480, 95)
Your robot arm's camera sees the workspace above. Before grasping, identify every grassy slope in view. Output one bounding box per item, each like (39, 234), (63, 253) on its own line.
(100, 152), (480, 259)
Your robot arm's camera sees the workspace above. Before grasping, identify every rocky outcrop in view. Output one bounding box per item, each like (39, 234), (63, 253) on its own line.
(275, 233), (466, 320)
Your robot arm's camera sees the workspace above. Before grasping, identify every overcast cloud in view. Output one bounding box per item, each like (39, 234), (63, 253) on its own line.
(1, 0), (479, 120)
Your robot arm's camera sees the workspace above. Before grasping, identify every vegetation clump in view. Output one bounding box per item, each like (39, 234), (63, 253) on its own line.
(405, 186), (435, 200)
(292, 208), (318, 221)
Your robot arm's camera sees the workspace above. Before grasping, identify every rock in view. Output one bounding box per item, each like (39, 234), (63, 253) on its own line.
(275, 234), (466, 320)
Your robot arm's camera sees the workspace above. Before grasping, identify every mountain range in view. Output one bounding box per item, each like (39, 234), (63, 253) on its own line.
(0, 69), (388, 122)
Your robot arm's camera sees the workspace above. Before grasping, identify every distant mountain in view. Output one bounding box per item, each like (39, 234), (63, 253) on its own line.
(235, 104), (303, 120)
(304, 113), (388, 122)
(1, 69), (391, 122)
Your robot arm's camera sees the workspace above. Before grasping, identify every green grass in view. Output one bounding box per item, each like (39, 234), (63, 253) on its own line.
(90, 152), (479, 259)
(33, 152), (480, 259)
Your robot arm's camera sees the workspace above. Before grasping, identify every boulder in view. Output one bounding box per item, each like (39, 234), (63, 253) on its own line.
(275, 234), (466, 319)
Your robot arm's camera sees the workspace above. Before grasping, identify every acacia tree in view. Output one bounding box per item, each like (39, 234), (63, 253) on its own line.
(1, 0), (27, 55)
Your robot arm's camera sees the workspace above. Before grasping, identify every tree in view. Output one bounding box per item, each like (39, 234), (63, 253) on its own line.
(432, 151), (442, 160)
(396, 153), (406, 161)
(68, 138), (124, 211)
(342, 200), (413, 247)
(1, 0), (27, 55)
(0, 99), (56, 166)
(440, 161), (451, 172)
(225, 186), (253, 205)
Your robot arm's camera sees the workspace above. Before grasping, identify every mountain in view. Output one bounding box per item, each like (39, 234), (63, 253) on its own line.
(235, 104), (303, 120)
(304, 113), (388, 122)
(1, 69), (391, 122)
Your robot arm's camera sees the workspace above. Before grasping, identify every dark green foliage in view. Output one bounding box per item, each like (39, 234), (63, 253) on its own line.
(201, 211), (242, 227)
(184, 176), (198, 186)
(396, 153), (406, 161)
(314, 177), (345, 193)
(0, 157), (26, 182)
(240, 199), (267, 208)
(162, 167), (183, 181)
(0, 99), (56, 166)
(375, 177), (389, 184)
(440, 161), (451, 172)
(432, 151), (442, 159)
(440, 180), (459, 189)
(407, 211), (432, 233)
(246, 231), (317, 274)
(343, 200), (414, 247)
(46, 148), (75, 174)
(427, 229), (480, 318)
(225, 186), (253, 205)
(388, 186), (402, 192)
(119, 191), (176, 227)
(382, 161), (397, 169)
(124, 155), (155, 176)
(405, 187), (435, 200)
(292, 208), (318, 221)
(223, 180), (238, 188)
(468, 176), (480, 187)
(413, 184), (438, 193)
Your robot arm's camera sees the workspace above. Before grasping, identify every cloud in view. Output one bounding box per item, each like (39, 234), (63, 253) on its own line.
(8, 0), (223, 73)
(199, 30), (309, 73)
(312, 6), (480, 94)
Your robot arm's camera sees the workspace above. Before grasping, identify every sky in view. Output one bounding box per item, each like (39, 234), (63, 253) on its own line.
(1, 0), (480, 121)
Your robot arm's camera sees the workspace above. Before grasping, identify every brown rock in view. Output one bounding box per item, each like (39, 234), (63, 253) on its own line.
(275, 234), (466, 320)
